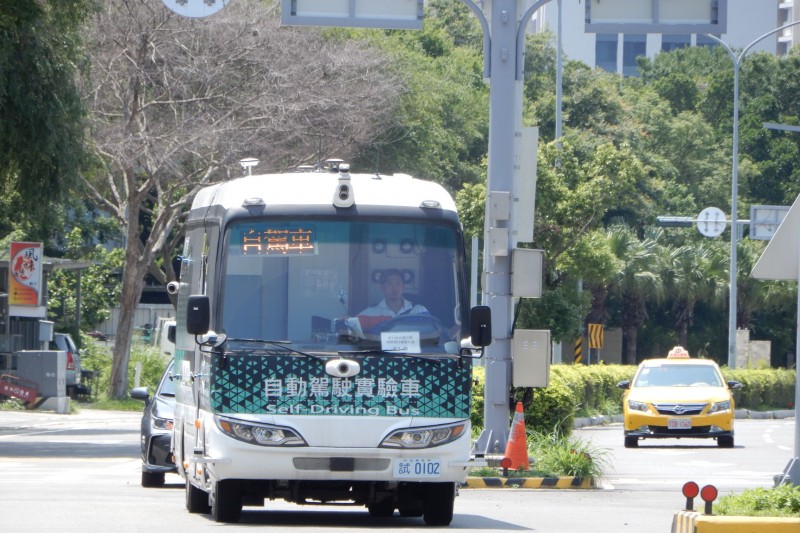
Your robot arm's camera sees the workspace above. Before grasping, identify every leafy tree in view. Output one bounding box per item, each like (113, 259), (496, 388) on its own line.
(0, 0), (91, 227)
(606, 226), (664, 364)
(47, 227), (124, 334)
(425, 0), (484, 50)
(82, 0), (404, 398)
(662, 239), (728, 348)
(350, 3), (489, 192)
(516, 282), (591, 344)
(454, 182), (486, 238)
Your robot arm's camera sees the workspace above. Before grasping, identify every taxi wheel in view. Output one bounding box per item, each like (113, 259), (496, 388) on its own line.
(141, 470), (165, 488)
(624, 436), (639, 448)
(718, 435), (734, 448)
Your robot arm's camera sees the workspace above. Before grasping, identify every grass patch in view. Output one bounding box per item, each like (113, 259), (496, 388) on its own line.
(78, 398), (143, 411)
(469, 466), (555, 478)
(715, 484), (800, 518)
(469, 425), (611, 479)
(0, 398), (28, 411)
(528, 428), (610, 479)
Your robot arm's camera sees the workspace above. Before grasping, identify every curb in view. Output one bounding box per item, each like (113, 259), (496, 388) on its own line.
(462, 476), (596, 489)
(573, 414), (624, 428)
(671, 510), (800, 532)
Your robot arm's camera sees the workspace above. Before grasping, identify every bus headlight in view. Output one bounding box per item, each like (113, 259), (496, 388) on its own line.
(380, 422), (467, 449)
(216, 417), (306, 447)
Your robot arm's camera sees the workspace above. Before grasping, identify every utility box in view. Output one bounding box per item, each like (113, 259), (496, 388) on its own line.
(38, 320), (55, 343)
(14, 350), (66, 398)
(511, 248), (544, 298)
(512, 329), (551, 388)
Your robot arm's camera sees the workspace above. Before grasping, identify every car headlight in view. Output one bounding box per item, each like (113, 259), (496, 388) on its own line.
(152, 416), (173, 431)
(708, 400), (731, 414)
(216, 417), (306, 447)
(628, 400), (649, 412)
(380, 422), (467, 449)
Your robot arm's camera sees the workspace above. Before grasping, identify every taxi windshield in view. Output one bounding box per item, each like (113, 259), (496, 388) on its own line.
(633, 363), (723, 388)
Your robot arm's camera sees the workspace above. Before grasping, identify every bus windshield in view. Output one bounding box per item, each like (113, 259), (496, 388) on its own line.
(220, 218), (465, 354)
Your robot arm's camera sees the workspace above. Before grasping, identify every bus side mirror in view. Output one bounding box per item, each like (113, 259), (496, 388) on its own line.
(469, 306), (492, 347)
(186, 295), (210, 335)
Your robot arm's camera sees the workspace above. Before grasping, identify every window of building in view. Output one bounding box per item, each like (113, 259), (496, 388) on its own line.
(662, 34), (690, 53)
(622, 34), (646, 77)
(596, 33), (618, 73)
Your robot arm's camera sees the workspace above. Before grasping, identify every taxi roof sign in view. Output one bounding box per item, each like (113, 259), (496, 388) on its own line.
(667, 346), (690, 359)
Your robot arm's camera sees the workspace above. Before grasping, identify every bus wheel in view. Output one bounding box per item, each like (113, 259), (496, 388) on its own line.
(422, 482), (455, 526)
(211, 479), (242, 523)
(185, 479), (210, 514)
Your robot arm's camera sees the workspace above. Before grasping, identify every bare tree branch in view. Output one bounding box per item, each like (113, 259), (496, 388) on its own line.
(81, 0), (403, 398)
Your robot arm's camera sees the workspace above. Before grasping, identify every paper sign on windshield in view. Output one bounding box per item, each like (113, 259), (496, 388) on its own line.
(381, 331), (421, 353)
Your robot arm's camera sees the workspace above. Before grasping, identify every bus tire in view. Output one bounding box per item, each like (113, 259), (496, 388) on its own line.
(185, 479), (210, 514)
(422, 482), (455, 526)
(211, 479), (242, 523)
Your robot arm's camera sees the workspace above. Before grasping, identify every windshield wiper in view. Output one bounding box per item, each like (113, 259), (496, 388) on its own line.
(223, 338), (327, 361)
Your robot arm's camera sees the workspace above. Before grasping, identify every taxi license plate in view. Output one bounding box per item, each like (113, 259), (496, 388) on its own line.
(393, 458), (442, 479)
(668, 418), (692, 429)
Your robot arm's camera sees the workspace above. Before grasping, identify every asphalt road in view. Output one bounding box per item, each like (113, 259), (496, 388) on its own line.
(0, 409), (794, 532)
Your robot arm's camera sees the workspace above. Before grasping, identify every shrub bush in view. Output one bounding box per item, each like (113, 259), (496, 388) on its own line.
(78, 334), (170, 400)
(715, 484), (800, 518)
(724, 368), (796, 410)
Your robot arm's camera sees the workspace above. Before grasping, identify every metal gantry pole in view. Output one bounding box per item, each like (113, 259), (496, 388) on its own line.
(480, 0), (521, 447)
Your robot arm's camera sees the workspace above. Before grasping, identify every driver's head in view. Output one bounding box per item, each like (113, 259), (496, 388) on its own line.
(380, 269), (405, 303)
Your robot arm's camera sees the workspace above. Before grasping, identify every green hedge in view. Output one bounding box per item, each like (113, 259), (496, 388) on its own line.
(471, 363), (796, 436)
(723, 368), (796, 411)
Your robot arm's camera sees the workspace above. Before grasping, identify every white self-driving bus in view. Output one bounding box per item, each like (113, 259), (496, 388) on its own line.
(172, 162), (490, 525)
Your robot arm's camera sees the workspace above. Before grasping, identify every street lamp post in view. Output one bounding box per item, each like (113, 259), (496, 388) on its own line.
(706, 20), (800, 369)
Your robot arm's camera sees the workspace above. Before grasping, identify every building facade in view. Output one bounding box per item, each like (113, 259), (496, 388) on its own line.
(523, 0), (792, 76)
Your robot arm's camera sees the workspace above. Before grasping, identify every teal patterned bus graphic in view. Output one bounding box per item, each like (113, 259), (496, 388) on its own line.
(210, 355), (471, 419)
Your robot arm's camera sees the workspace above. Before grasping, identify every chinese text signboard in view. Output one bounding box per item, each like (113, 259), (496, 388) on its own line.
(9, 242), (43, 307)
(210, 354), (471, 418)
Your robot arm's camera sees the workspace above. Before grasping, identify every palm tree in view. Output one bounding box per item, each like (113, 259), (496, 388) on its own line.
(607, 226), (665, 364)
(663, 239), (728, 347)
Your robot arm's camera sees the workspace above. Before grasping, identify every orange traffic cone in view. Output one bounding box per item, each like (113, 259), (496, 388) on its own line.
(502, 402), (529, 471)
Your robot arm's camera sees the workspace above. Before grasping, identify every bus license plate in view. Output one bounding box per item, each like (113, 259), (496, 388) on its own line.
(668, 418), (692, 429)
(394, 458), (442, 479)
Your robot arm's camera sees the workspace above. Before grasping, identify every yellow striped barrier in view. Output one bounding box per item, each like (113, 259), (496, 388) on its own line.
(463, 476), (596, 489)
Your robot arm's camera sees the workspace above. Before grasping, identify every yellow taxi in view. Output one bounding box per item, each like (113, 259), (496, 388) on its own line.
(617, 346), (742, 448)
